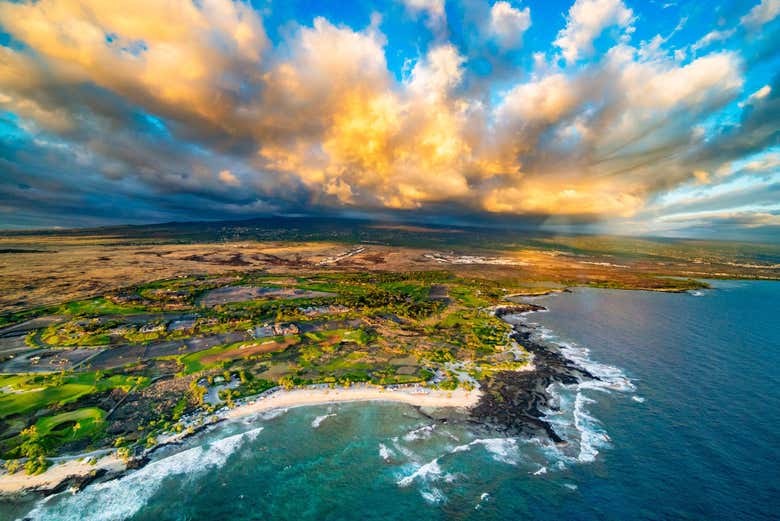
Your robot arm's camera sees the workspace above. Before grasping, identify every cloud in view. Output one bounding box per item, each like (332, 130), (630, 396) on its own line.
(400, 0), (447, 33)
(0, 0), (776, 237)
(693, 72), (780, 171)
(741, 0), (780, 29)
(554, 0), (634, 63)
(616, 51), (742, 110)
(218, 170), (240, 186)
(661, 209), (780, 228)
(693, 170), (711, 184)
(0, 0), (267, 135)
(497, 74), (577, 125)
(743, 151), (780, 171)
(407, 44), (466, 99)
(690, 29), (736, 55)
(488, 1), (532, 49)
(739, 84), (772, 107)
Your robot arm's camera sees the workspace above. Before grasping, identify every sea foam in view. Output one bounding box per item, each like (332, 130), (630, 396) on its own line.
(450, 437), (520, 465)
(397, 457), (442, 487)
(378, 443), (394, 461)
(515, 312), (635, 468)
(24, 427), (264, 521)
(311, 413), (336, 428)
(402, 424), (435, 442)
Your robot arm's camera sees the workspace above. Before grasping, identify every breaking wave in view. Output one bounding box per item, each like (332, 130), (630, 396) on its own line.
(517, 313), (636, 467)
(311, 413), (336, 428)
(24, 427), (264, 521)
(397, 457), (442, 487)
(451, 438), (520, 465)
(379, 443), (394, 461)
(402, 424), (436, 442)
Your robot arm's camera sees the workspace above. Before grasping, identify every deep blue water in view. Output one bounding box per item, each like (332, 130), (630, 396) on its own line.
(18, 280), (780, 521)
(524, 280), (780, 521)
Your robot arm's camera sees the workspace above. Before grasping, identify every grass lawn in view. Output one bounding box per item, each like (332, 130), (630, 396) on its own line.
(35, 407), (106, 444)
(179, 335), (300, 374)
(60, 297), (147, 316)
(0, 373), (147, 419)
(0, 384), (94, 418)
(317, 351), (372, 374)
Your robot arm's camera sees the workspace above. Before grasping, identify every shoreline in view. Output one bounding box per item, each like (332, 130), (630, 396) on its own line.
(471, 301), (610, 441)
(0, 295), (604, 501)
(0, 453), (125, 497)
(0, 385), (480, 498)
(223, 385), (480, 421)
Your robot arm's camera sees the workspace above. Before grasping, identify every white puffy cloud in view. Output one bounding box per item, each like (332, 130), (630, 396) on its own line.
(488, 1), (531, 49)
(407, 44), (466, 100)
(741, 0), (780, 29)
(497, 74), (577, 125)
(400, 0), (446, 32)
(616, 51), (743, 111)
(554, 0), (633, 63)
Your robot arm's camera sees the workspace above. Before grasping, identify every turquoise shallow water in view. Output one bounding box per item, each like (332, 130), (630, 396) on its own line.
(15, 280), (780, 521)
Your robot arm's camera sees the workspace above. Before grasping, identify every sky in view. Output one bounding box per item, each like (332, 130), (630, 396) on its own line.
(0, 0), (778, 240)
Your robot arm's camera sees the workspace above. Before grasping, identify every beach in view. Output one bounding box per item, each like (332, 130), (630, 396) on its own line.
(0, 454), (125, 495)
(0, 385), (480, 497)
(224, 386), (480, 420)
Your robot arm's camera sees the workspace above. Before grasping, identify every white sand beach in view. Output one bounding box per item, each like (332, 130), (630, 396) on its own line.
(0, 454), (125, 495)
(223, 385), (480, 420)
(0, 385), (480, 496)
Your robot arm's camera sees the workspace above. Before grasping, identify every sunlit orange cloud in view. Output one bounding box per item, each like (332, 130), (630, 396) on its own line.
(0, 0), (752, 222)
(0, 0), (267, 131)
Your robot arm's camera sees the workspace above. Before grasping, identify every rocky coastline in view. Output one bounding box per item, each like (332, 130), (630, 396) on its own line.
(470, 304), (597, 443)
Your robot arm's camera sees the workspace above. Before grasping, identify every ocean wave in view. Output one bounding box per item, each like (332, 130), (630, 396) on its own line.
(573, 393), (610, 463)
(537, 382), (614, 466)
(402, 424), (436, 442)
(515, 311), (635, 468)
(420, 487), (446, 504)
(24, 427), (264, 521)
(397, 457), (442, 487)
(391, 438), (418, 461)
(379, 443), (394, 461)
(541, 332), (635, 393)
(255, 408), (288, 421)
(451, 437), (520, 465)
(311, 413), (336, 428)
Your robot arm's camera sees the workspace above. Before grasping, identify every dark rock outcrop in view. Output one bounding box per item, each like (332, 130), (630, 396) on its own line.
(470, 319), (597, 442)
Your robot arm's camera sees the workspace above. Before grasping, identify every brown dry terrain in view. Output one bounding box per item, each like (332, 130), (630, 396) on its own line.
(1, 222), (779, 314)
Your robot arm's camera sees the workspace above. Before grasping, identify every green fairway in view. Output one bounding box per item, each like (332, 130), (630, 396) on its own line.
(0, 384), (94, 418)
(60, 297), (147, 316)
(179, 335), (299, 374)
(0, 372), (147, 419)
(35, 407), (106, 443)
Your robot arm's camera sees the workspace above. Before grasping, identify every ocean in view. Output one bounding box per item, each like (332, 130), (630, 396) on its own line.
(14, 280), (780, 520)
